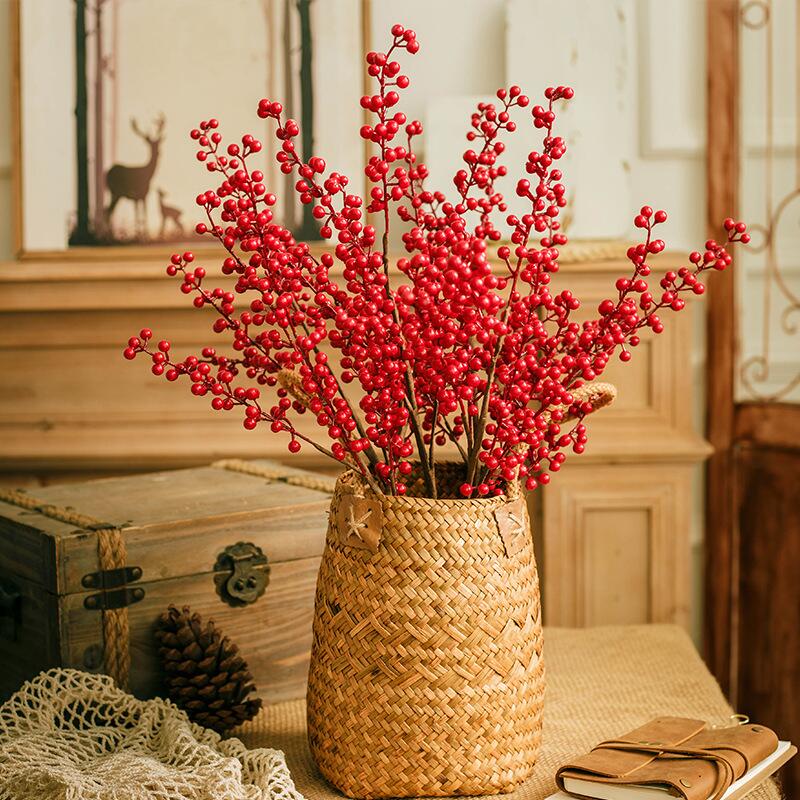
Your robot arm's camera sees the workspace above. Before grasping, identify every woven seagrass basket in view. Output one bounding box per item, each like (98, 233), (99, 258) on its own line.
(306, 463), (545, 799)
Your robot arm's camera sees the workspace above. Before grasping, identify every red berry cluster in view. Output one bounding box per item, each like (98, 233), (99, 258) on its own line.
(124, 25), (748, 499)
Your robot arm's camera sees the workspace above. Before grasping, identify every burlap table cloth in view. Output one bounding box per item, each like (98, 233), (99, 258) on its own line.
(237, 625), (781, 800)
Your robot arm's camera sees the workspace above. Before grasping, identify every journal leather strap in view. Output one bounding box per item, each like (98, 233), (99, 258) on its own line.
(591, 741), (737, 800)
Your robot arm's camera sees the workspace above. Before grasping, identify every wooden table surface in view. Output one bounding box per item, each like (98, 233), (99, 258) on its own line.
(237, 624), (783, 800)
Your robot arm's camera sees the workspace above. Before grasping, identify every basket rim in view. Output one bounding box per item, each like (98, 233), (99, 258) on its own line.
(337, 462), (522, 508)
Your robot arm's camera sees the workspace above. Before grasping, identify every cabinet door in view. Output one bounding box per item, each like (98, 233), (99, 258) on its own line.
(542, 463), (692, 629)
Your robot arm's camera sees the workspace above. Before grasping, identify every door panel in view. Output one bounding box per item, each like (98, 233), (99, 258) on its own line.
(736, 443), (800, 799)
(706, 3), (800, 795)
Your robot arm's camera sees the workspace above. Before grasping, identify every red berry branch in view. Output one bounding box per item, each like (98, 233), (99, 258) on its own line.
(124, 24), (749, 499)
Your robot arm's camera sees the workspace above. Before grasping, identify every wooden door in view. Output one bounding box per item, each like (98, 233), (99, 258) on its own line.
(706, 2), (800, 796)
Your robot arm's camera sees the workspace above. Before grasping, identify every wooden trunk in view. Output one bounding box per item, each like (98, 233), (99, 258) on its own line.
(0, 460), (333, 703)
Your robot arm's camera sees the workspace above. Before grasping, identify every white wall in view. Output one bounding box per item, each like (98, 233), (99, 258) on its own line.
(369, 0), (507, 133)
(370, 0), (706, 246)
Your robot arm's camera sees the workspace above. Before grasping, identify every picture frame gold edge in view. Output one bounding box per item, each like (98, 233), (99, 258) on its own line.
(11, 0), (374, 264)
(11, 0), (23, 259)
(361, 0), (376, 232)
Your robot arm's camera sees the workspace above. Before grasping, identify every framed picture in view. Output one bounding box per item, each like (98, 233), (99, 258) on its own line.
(13, 0), (368, 258)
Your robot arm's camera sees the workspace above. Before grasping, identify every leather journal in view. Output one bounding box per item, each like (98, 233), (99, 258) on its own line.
(555, 717), (795, 800)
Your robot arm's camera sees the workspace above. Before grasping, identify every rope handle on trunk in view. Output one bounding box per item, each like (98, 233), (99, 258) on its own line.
(212, 459), (336, 494)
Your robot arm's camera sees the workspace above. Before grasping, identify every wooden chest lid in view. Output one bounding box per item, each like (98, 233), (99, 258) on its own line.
(0, 460), (335, 596)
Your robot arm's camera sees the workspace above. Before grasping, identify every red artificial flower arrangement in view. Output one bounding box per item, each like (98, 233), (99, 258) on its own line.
(125, 24), (748, 499)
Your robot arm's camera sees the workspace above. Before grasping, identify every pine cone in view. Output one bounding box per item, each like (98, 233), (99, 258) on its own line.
(154, 604), (262, 733)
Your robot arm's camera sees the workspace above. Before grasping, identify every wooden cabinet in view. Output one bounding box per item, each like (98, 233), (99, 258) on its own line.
(0, 247), (710, 632)
(537, 253), (710, 631)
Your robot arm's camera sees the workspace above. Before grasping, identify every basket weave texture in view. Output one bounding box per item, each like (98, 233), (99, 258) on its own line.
(306, 464), (545, 799)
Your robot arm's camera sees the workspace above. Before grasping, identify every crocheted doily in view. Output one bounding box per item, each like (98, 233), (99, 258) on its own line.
(0, 669), (304, 800)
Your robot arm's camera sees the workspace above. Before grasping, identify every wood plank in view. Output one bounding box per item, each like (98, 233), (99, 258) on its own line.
(0, 308), (231, 349)
(0, 251), (692, 312)
(581, 507), (650, 625)
(59, 497), (328, 594)
(32, 465), (329, 531)
(0, 418), (714, 473)
(57, 579), (103, 683)
(704, 0), (740, 700)
(0, 249), (692, 279)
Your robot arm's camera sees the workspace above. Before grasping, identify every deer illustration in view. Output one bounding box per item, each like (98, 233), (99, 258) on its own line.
(157, 189), (184, 238)
(106, 114), (165, 236)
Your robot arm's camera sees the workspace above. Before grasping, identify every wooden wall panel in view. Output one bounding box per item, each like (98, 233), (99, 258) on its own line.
(0, 252), (711, 634)
(0, 253), (709, 473)
(543, 463), (692, 630)
(535, 255), (706, 631)
(582, 507), (651, 625)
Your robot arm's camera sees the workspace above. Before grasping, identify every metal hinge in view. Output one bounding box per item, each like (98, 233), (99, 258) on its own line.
(82, 565), (145, 610)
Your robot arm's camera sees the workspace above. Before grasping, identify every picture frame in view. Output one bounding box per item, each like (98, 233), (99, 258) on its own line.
(12, 0), (371, 260)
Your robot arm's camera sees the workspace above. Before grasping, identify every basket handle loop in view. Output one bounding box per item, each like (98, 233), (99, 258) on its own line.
(494, 499), (530, 558)
(335, 494), (383, 553)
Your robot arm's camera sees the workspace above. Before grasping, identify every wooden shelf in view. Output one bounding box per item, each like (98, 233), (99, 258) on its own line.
(0, 246), (691, 312)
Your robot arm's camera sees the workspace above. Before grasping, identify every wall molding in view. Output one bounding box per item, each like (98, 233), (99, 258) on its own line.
(638, 0), (705, 159)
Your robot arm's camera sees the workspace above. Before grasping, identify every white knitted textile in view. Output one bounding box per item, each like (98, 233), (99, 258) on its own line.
(0, 669), (304, 800)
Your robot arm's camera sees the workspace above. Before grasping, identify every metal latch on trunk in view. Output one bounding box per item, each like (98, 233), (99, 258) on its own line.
(82, 566), (144, 610)
(214, 542), (269, 607)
